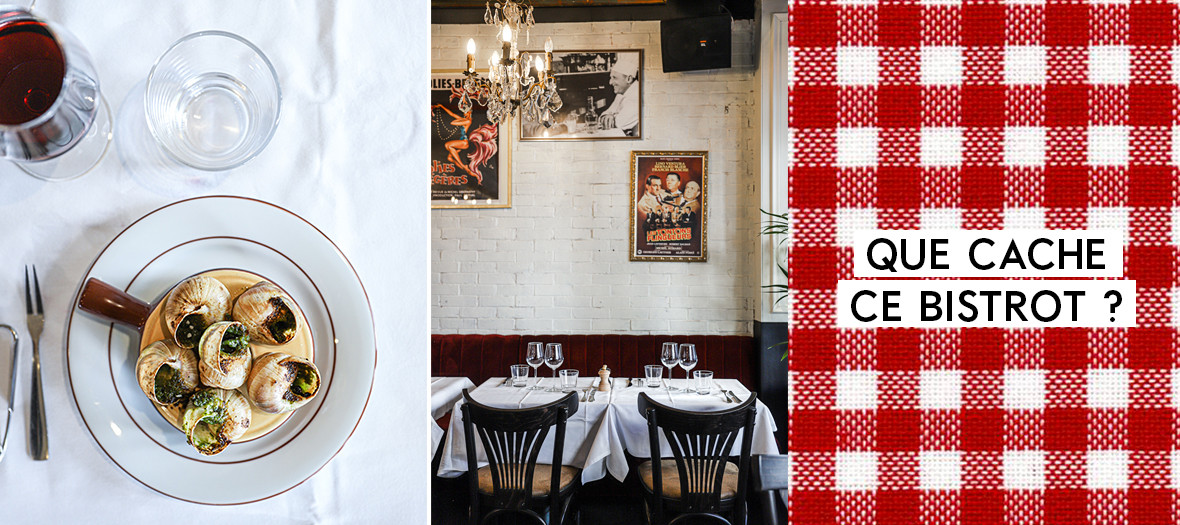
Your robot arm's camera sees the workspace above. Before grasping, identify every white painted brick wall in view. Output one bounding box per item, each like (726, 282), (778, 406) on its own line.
(432, 20), (759, 336)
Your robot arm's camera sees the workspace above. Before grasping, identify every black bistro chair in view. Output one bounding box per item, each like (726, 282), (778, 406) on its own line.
(752, 455), (788, 525)
(636, 392), (758, 525)
(461, 389), (581, 525)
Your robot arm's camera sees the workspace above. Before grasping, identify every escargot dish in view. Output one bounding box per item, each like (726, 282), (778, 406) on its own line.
(233, 281), (300, 345)
(135, 340), (199, 406)
(197, 321), (253, 389)
(163, 275), (231, 349)
(246, 352), (321, 414)
(181, 388), (251, 455)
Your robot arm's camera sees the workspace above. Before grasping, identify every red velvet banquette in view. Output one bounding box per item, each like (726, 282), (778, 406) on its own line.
(431, 334), (759, 391)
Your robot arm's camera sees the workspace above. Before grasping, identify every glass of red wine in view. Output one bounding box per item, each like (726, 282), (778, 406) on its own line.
(0, 6), (112, 181)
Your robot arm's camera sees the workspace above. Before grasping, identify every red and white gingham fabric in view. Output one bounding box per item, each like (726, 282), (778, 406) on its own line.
(785, 0), (1179, 523)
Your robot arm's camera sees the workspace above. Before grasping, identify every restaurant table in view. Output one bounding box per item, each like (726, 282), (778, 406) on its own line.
(603, 378), (779, 481)
(438, 376), (779, 484)
(0, 1), (427, 523)
(431, 376), (475, 453)
(437, 376), (617, 483)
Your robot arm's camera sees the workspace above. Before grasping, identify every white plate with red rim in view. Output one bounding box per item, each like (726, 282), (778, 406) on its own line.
(66, 195), (376, 505)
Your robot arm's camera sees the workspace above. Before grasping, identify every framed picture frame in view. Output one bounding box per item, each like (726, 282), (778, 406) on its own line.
(435, 0), (664, 6)
(629, 151), (708, 262)
(519, 50), (642, 141)
(431, 70), (512, 209)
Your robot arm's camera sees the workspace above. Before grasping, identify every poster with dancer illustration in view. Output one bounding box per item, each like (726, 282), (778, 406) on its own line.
(431, 71), (511, 208)
(629, 151), (707, 262)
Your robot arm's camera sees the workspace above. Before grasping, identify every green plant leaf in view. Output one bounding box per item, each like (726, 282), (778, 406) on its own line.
(760, 209), (790, 362)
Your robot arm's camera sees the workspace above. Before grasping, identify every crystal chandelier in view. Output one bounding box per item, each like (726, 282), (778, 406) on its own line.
(458, 0), (562, 126)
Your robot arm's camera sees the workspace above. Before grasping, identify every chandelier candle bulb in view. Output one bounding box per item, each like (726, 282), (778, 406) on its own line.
(501, 26), (511, 62)
(466, 38), (475, 73)
(544, 38), (553, 72)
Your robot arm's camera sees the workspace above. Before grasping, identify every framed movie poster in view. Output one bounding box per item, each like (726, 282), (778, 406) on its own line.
(630, 151), (708, 262)
(431, 70), (511, 209)
(519, 50), (642, 141)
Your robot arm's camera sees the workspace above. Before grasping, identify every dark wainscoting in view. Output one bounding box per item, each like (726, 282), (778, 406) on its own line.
(755, 320), (787, 447)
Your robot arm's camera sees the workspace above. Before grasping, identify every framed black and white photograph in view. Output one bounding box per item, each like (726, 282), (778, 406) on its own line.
(519, 50), (642, 141)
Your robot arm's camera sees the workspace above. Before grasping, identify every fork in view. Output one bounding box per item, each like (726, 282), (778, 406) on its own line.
(723, 389), (741, 404)
(24, 266), (48, 460)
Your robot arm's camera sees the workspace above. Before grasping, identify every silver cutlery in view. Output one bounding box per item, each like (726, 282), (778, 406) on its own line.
(724, 389), (741, 403)
(587, 389), (596, 402)
(580, 388), (589, 402)
(0, 325), (17, 464)
(24, 266), (48, 460)
(498, 377), (509, 387)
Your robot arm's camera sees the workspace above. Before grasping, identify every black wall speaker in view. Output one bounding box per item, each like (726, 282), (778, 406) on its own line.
(660, 14), (732, 73)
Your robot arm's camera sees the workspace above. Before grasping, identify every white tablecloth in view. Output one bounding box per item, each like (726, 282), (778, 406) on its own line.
(438, 377), (779, 484)
(0, 1), (428, 522)
(431, 376), (475, 453)
(604, 378), (780, 481)
(438, 376), (616, 483)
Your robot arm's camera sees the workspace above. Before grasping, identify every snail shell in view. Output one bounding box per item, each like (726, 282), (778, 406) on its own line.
(135, 340), (199, 406)
(164, 276), (231, 349)
(246, 352), (321, 414)
(197, 321), (253, 389)
(181, 388), (251, 456)
(232, 281), (300, 345)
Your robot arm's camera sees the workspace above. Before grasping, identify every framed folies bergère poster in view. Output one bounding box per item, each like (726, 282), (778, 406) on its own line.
(431, 70), (511, 208)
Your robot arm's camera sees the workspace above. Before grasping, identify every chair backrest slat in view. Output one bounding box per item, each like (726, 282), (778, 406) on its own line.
(461, 389), (579, 522)
(639, 392), (758, 522)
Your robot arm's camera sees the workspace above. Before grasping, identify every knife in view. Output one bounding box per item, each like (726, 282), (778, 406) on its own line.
(725, 390), (741, 403)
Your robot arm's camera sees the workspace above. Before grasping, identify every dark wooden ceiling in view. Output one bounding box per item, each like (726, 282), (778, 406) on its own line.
(432, 0), (757, 24)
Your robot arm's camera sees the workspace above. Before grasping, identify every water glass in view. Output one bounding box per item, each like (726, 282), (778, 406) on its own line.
(693, 370), (714, 395)
(145, 31), (280, 170)
(644, 364), (663, 388)
(510, 364), (529, 387)
(559, 369), (579, 392)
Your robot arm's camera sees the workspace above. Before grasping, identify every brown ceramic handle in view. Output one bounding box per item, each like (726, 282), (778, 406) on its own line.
(78, 278), (151, 331)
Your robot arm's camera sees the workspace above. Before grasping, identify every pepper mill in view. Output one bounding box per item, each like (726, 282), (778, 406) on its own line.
(597, 365), (611, 391)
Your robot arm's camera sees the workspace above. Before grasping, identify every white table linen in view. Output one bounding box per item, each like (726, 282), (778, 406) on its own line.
(605, 378), (780, 481)
(438, 377), (615, 483)
(438, 377), (780, 485)
(0, 1), (428, 522)
(431, 376), (475, 452)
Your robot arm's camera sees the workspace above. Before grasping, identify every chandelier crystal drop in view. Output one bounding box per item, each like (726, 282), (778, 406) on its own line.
(458, 0), (562, 126)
